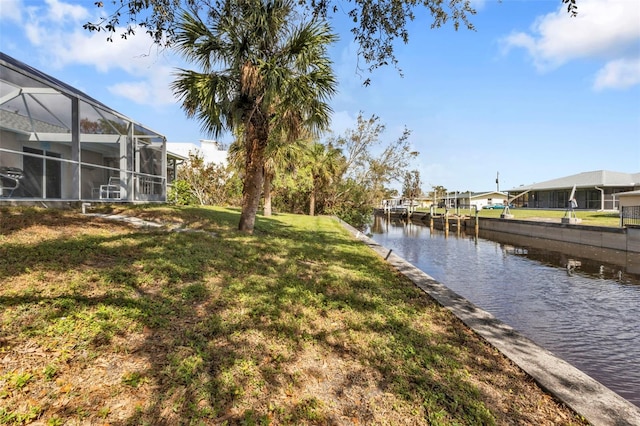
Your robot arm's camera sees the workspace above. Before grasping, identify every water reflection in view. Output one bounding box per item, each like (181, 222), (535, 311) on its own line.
(370, 216), (640, 407)
(478, 228), (640, 284)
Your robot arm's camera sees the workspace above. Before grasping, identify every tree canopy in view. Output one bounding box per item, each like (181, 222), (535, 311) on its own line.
(313, 113), (417, 226)
(402, 169), (422, 201)
(86, 0), (579, 81)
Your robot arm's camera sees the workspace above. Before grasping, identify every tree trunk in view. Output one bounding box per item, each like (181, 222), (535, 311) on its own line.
(238, 124), (267, 233)
(309, 186), (316, 216)
(263, 171), (273, 217)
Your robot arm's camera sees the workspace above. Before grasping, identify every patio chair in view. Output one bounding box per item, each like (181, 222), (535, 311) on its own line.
(0, 166), (23, 197)
(99, 176), (121, 199)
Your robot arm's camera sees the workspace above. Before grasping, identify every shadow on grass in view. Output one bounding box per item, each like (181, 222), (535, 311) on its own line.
(0, 206), (108, 237)
(0, 208), (568, 425)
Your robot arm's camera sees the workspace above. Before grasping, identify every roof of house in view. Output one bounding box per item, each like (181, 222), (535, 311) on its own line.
(1, 52), (165, 141)
(1, 52), (111, 112)
(457, 191), (507, 199)
(617, 190), (640, 198)
(506, 170), (640, 192)
(0, 109), (69, 134)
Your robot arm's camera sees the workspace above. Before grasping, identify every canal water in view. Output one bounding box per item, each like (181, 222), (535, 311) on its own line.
(370, 217), (640, 408)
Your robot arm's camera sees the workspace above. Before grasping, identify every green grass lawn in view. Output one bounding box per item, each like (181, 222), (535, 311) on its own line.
(0, 205), (586, 425)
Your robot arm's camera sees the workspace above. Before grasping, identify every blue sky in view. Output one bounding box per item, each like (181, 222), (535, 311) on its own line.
(1, 0), (638, 192)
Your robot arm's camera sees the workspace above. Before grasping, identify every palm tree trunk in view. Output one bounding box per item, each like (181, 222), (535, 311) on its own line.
(263, 171), (273, 217)
(238, 125), (267, 233)
(309, 186), (316, 216)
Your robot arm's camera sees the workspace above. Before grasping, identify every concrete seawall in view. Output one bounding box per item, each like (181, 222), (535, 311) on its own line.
(471, 217), (636, 252)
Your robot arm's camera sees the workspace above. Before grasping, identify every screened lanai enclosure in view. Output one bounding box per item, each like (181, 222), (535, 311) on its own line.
(0, 52), (179, 203)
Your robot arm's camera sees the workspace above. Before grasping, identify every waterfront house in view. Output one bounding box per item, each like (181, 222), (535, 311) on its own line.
(166, 140), (228, 166)
(0, 52), (182, 204)
(455, 191), (508, 211)
(506, 170), (640, 210)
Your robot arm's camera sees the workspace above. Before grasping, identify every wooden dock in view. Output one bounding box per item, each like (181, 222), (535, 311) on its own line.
(373, 209), (474, 233)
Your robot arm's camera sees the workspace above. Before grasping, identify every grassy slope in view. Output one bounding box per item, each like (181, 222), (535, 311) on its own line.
(0, 206), (587, 425)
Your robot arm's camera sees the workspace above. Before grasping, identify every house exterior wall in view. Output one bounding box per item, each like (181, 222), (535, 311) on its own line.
(619, 194), (640, 208)
(473, 195), (508, 209)
(458, 193), (508, 210)
(0, 130), (21, 167)
(529, 187), (634, 210)
(166, 140), (228, 166)
(611, 187), (640, 209)
(468, 198), (489, 210)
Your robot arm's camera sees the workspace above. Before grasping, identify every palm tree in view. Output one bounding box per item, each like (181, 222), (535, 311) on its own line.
(227, 133), (309, 217)
(263, 136), (310, 216)
(307, 141), (342, 216)
(171, 0), (337, 233)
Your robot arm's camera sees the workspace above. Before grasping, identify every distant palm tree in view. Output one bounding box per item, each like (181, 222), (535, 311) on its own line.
(263, 136), (310, 216)
(307, 141), (342, 216)
(171, 0), (337, 233)
(228, 133), (310, 217)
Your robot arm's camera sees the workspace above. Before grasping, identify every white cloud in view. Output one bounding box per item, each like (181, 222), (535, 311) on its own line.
(109, 82), (151, 103)
(331, 41), (363, 104)
(501, 0), (640, 89)
(109, 64), (178, 106)
(15, 0), (178, 106)
(21, 0), (160, 74)
(594, 58), (640, 91)
(327, 110), (357, 138)
(469, 0), (487, 11)
(44, 0), (88, 22)
(24, 22), (43, 45)
(23, 0), (87, 46)
(0, 0), (22, 23)
(503, 0), (639, 68)
(52, 28), (165, 74)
